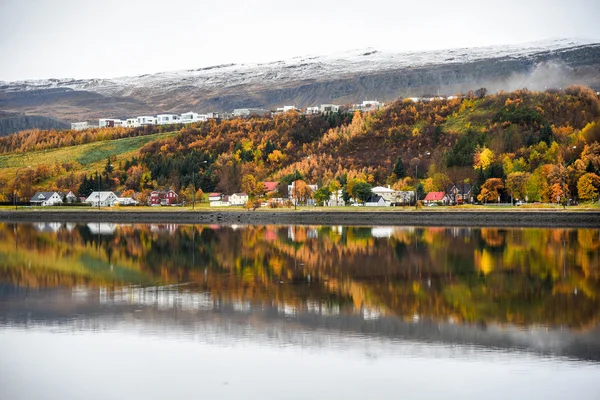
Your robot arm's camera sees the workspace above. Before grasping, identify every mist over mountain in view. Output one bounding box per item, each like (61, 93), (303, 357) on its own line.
(0, 39), (599, 126)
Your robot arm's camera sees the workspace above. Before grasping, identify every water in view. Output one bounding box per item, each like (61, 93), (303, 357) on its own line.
(1, 223), (599, 399)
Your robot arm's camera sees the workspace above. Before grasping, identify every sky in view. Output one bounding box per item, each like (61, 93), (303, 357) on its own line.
(0, 0), (599, 82)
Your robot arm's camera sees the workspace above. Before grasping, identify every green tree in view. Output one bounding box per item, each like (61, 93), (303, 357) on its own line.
(314, 186), (332, 206)
(393, 156), (406, 178)
(352, 182), (373, 204)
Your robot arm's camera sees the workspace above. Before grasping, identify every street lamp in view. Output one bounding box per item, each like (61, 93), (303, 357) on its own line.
(192, 160), (208, 210)
(14, 165), (31, 210)
(413, 152), (430, 209)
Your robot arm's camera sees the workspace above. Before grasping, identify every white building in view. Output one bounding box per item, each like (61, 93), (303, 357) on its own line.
(320, 104), (340, 113)
(232, 108), (270, 117)
(71, 122), (88, 130)
(306, 106), (320, 115)
(371, 186), (397, 205)
(137, 116), (157, 125)
(276, 106), (298, 113)
(327, 190), (345, 206)
(229, 193), (249, 206)
(351, 100), (384, 112)
(156, 114), (180, 125)
(30, 191), (65, 206)
(116, 197), (137, 206)
(206, 112), (219, 119)
(86, 191), (119, 207)
(180, 112), (208, 124)
(124, 118), (140, 128)
(99, 118), (124, 128)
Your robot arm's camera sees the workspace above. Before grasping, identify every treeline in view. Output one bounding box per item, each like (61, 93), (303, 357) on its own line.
(0, 123), (174, 153)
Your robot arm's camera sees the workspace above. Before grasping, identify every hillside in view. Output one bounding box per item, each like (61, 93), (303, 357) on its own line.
(0, 112), (69, 136)
(0, 86), (599, 205)
(1, 39), (599, 124)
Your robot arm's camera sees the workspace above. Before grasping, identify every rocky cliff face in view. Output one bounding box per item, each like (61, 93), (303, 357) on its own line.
(0, 112), (69, 136)
(1, 39), (599, 125)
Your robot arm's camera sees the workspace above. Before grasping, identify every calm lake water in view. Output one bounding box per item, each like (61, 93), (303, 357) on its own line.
(1, 222), (599, 399)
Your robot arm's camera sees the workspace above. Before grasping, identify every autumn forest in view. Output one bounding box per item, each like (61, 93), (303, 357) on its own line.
(1, 86), (600, 205)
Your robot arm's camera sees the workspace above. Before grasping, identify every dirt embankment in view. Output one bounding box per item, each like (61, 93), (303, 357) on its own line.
(1, 210), (599, 227)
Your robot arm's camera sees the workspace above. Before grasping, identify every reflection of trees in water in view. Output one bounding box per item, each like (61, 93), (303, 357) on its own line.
(0, 223), (599, 329)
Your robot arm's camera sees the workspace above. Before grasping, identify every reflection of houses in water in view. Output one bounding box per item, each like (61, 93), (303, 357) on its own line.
(98, 286), (376, 321)
(149, 224), (179, 235)
(34, 222), (63, 233)
(449, 227), (472, 238)
(371, 227), (395, 238)
(288, 226), (318, 241)
(87, 223), (117, 235)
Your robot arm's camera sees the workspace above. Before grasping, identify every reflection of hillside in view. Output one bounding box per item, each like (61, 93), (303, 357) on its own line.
(0, 223), (598, 330)
(2, 285), (600, 362)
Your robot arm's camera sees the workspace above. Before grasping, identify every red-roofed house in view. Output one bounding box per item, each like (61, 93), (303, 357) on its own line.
(149, 189), (179, 206)
(263, 181), (279, 193)
(424, 191), (448, 205)
(209, 192), (226, 207)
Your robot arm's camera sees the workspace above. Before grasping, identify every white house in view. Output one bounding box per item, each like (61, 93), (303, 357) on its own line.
(306, 106), (320, 115)
(99, 118), (124, 128)
(327, 190), (345, 206)
(365, 195), (386, 207)
(116, 197), (137, 206)
(232, 108), (270, 117)
(320, 104), (340, 113)
(209, 192), (229, 207)
(124, 118), (140, 128)
(276, 106), (298, 113)
(371, 186), (396, 205)
(137, 116), (157, 125)
(180, 112), (208, 124)
(351, 100), (384, 112)
(206, 112), (219, 119)
(86, 191), (119, 207)
(30, 191), (64, 206)
(229, 193), (249, 206)
(156, 114), (180, 125)
(71, 122), (88, 130)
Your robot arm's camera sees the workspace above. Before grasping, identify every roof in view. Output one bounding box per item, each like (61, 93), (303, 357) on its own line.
(263, 181), (279, 192)
(366, 195), (384, 203)
(31, 191), (60, 201)
(371, 186), (395, 193)
(85, 191), (117, 202)
(233, 192), (248, 197)
(208, 192), (222, 197)
(424, 192), (445, 201)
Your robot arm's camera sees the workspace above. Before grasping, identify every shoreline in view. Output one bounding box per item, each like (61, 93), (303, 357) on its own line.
(1, 210), (599, 227)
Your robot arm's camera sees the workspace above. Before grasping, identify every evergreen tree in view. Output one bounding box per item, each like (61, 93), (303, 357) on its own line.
(393, 156), (406, 178)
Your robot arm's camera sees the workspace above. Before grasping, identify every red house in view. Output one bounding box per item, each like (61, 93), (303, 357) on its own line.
(149, 190), (179, 206)
(424, 191), (447, 204)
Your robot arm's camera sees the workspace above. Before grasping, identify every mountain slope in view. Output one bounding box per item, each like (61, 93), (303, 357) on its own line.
(1, 39), (599, 123)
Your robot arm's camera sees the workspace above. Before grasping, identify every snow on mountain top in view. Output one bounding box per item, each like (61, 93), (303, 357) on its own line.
(3, 38), (598, 94)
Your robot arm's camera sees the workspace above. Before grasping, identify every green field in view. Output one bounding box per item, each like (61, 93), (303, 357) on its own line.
(0, 132), (175, 181)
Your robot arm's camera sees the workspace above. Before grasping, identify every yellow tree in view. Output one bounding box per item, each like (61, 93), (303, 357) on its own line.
(577, 173), (600, 202)
(474, 147), (494, 171)
(292, 180), (312, 205)
(241, 174), (257, 198)
(477, 178), (504, 203)
(505, 172), (531, 201)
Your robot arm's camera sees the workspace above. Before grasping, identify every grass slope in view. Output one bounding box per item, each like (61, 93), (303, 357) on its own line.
(1, 131), (175, 180)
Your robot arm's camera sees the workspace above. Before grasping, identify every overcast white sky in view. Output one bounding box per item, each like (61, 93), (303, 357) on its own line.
(1, 0), (599, 81)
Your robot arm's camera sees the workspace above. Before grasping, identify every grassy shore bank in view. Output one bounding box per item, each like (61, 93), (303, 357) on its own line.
(1, 207), (599, 227)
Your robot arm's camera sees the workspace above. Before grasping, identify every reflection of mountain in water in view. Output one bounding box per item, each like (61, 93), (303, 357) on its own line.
(0, 223), (599, 332)
(1, 284), (599, 362)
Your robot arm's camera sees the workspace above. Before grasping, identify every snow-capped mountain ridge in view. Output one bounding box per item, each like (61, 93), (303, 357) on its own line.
(2, 38), (597, 95)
